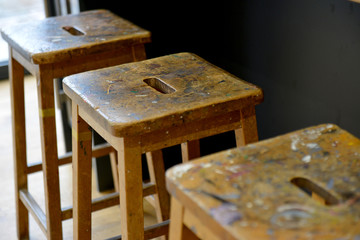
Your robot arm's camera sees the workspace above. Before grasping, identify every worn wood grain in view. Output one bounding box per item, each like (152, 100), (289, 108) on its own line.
(72, 103), (93, 239)
(1, 9), (151, 64)
(64, 52), (263, 239)
(117, 137), (144, 240)
(9, 48), (29, 239)
(166, 124), (360, 239)
(37, 64), (62, 240)
(181, 140), (201, 163)
(146, 150), (170, 223)
(1, 8), (152, 239)
(63, 52), (263, 137)
(235, 105), (258, 146)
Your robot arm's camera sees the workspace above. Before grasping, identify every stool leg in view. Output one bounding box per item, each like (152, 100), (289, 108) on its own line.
(9, 48), (29, 239)
(72, 103), (92, 239)
(235, 106), (258, 146)
(146, 150), (170, 222)
(117, 137), (144, 240)
(110, 151), (120, 192)
(169, 197), (184, 240)
(181, 140), (201, 162)
(37, 65), (62, 239)
(131, 44), (147, 62)
(169, 197), (199, 240)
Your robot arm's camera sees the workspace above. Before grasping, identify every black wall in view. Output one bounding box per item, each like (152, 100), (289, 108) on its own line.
(80, 0), (360, 152)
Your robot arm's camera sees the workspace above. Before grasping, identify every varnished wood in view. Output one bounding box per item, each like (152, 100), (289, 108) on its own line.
(117, 137), (144, 240)
(166, 124), (360, 239)
(0, 74), (164, 239)
(9, 47), (29, 239)
(26, 142), (114, 174)
(63, 53), (263, 137)
(37, 64), (62, 240)
(19, 189), (46, 235)
(109, 220), (171, 240)
(1, 10), (151, 64)
(146, 150), (170, 223)
(169, 197), (199, 240)
(79, 106), (242, 154)
(143, 220), (170, 240)
(109, 151), (120, 192)
(235, 105), (258, 146)
(181, 140), (201, 162)
(61, 182), (157, 221)
(169, 197), (184, 240)
(183, 210), (213, 240)
(72, 103), (93, 240)
(63, 52), (263, 239)
(1, 9), (152, 239)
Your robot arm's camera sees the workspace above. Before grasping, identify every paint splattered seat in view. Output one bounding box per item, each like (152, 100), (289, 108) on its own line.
(63, 52), (263, 239)
(166, 124), (360, 239)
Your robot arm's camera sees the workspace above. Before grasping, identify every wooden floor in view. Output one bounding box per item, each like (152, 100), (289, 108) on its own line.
(0, 76), (159, 239)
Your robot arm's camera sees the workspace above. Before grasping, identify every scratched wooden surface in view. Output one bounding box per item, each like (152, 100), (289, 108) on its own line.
(0, 9), (151, 64)
(63, 52), (263, 137)
(166, 124), (360, 239)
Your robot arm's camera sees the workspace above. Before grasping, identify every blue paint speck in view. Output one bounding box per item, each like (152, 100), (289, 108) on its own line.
(327, 178), (334, 190)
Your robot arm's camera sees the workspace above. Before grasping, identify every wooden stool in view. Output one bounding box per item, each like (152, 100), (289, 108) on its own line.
(1, 9), (151, 239)
(166, 124), (360, 240)
(62, 52), (263, 239)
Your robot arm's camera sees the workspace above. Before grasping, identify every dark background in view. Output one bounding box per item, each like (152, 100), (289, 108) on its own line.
(80, 0), (360, 164)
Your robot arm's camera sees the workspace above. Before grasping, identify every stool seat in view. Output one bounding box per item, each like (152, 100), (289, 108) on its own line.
(63, 52), (263, 137)
(166, 124), (360, 239)
(1, 9), (151, 64)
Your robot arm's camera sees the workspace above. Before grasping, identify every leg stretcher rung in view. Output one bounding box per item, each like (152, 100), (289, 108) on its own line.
(26, 142), (115, 174)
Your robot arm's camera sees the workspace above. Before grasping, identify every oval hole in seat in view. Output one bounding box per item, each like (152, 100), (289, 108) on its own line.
(143, 78), (176, 94)
(290, 177), (339, 206)
(62, 26), (85, 36)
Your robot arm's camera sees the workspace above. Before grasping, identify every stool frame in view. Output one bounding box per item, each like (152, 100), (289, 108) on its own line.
(4, 10), (151, 239)
(63, 52), (263, 239)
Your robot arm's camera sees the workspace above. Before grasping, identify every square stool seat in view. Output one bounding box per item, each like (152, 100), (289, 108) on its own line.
(63, 52), (263, 137)
(63, 52), (263, 239)
(1, 9), (150, 65)
(166, 124), (360, 239)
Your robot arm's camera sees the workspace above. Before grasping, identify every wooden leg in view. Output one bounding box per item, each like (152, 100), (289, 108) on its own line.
(235, 106), (259, 147)
(146, 150), (170, 222)
(72, 103), (93, 239)
(9, 48), (29, 239)
(110, 151), (119, 192)
(131, 44), (147, 62)
(37, 65), (62, 239)
(118, 137), (144, 240)
(169, 197), (184, 240)
(169, 197), (199, 240)
(181, 140), (201, 163)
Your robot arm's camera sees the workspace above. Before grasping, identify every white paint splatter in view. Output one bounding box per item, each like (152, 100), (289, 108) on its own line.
(171, 163), (194, 178)
(202, 163), (212, 168)
(302, 155), (311, 163)
(306, 143), (319, 149)
(291, 136), (300, 151)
